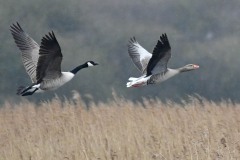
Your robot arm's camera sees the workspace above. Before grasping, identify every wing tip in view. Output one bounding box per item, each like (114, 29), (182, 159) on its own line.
(160, 33), (167, 39)
(128, 36), (139, 48)
(51, 31), (55, 36)
(42, 31), (57, 43)
(39, 30), (61, 55)
(10, 22), (24, 33)
(49, 31), (55, 39)
(129, 36), (137, 43)
(159, 33), (171, 48)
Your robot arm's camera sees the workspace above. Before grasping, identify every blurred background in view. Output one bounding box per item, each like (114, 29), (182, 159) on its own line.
(0, 0), (240, 104)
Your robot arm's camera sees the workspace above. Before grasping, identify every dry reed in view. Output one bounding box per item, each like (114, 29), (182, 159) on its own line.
(0, 95), (240, 160)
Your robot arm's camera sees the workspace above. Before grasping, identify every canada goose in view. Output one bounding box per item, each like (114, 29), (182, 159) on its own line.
(127, 33), (199, 87)
(10, 23), (98, 96)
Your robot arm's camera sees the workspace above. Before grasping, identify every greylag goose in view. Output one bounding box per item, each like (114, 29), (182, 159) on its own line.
(127, 33), (199, 87)
(10, 22), (98, 96)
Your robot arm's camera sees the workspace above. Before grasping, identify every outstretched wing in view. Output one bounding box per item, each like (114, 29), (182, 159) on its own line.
(128, 37), (152, 73)
(36, 31), (63, 83)
(10, 22), (39, 83)
(146, 33), (171, 76)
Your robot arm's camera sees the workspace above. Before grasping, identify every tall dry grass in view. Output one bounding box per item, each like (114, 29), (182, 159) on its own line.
(0, 95), (240, 160)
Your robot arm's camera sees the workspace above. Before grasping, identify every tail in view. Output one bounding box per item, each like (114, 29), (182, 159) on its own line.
(126, 81), (133, 88)
(126, 75), (150, 88)
(16, 84), (40, 96)
(128, 77), (139, 81)
(16, 86), (26, 95)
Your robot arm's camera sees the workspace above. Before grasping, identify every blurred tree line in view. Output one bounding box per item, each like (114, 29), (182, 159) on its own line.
(0, 0), (240, 103)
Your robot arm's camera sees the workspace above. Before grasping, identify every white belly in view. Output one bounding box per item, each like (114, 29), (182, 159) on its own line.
(40, 72), (74, 91)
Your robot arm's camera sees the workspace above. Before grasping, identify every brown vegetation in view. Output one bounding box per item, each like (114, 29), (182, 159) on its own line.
(0, 96), (240, 160)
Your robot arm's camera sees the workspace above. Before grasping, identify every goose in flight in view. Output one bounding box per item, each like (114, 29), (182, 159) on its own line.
(10, 22), (98, 96)
(127, 33), (199, 88)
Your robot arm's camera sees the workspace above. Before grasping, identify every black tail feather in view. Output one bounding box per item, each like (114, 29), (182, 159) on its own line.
(16, 83), (39, 96)
(21, 88), (38, 96)
(16, 86), (26, 95)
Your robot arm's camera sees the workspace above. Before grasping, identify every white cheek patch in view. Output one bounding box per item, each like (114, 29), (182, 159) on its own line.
(87, 62), (94, 67)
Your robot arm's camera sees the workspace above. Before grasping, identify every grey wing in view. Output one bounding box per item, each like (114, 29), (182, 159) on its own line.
(128, 37), (152, 73)
(146, 33), (171, 76)
(10, 22), (39, 83)
(151, 50), (171, 75)
(36, 31), (63, 83)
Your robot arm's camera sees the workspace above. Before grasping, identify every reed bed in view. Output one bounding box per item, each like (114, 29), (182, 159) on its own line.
(0, 95), (239, 160)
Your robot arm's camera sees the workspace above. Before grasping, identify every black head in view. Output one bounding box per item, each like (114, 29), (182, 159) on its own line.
(86, 61), (99, 67)
(70, 61), (99, 74)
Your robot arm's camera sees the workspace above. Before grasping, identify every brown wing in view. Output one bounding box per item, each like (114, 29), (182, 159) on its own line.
(36, 31), (63, 83)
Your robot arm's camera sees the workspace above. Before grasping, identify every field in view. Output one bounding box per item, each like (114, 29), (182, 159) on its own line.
(0, 95), (240, 160)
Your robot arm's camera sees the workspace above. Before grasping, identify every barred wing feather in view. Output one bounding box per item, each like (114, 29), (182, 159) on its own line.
(128, 37), (152, 73)
(10, 22), (39, 83)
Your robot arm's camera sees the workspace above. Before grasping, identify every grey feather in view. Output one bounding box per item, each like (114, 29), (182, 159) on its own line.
(10, 22), (39, 83)
(128, 37), (152, 73)
(37, 31), (63, 83)
(146, 33), (171, 76)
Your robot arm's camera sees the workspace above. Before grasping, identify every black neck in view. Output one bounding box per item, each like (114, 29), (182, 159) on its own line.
(70, 63), (88, 74)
